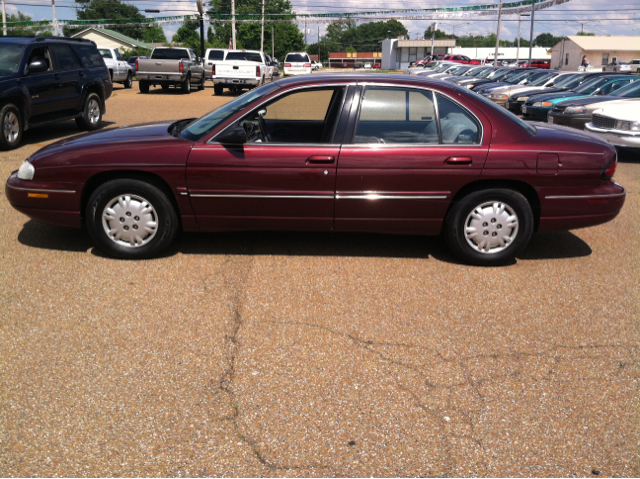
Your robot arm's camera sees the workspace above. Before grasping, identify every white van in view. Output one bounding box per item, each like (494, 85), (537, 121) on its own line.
(283, 52), (312, 76)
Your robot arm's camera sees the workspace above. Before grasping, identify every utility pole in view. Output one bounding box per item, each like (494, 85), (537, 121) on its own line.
(318, 25), (320, 64)
(231, 0), (236, 49)
(528, 0), (536, 67)
(304, 18), (307, 46)
(271, 25), (274, 58)
(260, 0), (264, 52)
(2, 0), (7, 37)
(51, 0), (59, 36)
(430, 22), (437, 56)
(516, 14), (530, 66)
(493, 0), (504, 66)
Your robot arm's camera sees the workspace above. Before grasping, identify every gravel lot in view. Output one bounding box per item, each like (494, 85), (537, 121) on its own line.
(1, 81), (639, 477)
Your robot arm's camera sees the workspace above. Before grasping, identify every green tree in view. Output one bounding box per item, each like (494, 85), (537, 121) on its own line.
(63, 0), (146, 39)
(423, 26), (449, 40)
(6, 11), (52, 35)
(534, 32), (562, 47)
(143, 24), (167, 44)
(172, 21), (201, 50)
(576, 31), (595, 36)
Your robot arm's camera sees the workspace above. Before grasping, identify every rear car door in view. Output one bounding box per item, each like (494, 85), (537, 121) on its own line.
(186, 85), (347, 231)
(49, 44), (83, 112)
(335, 85), (490, 234)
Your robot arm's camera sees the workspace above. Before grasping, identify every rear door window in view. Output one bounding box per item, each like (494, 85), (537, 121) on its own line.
(208, 50), (225, 60)
(285, 54), (310, 63)
(50, 44), (81, 70)
(99, 49), (113, 59)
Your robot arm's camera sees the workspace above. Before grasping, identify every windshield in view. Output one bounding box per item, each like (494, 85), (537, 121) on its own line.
(425, 62), (438, 68)
(0, 44), (25, 73)
(448, 66), (469, 75)
(181, 83), (280, 141)
(555, 74), (586, 90)
(465, 67), (486, 76)
(504, 70), (534, 83)
(226, 51), (262, 62)
(526, 72), (555, 86)
(285, 53), (309, 63)
(435, 63), (452, 72)
(612, 80), (640, 97)
(488, 69), (510, 81)
(151, 49), (190, 60)
(573, 76), (611, 94)
(476, 68), (496, 78)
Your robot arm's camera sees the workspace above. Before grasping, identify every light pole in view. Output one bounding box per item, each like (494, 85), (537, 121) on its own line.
(2, 0), (6, 36)
(260, 0), (264, 52)
(493, 0), (504, 67)
(516, 13), (530, 65)
(439, 22), (469, 38)
(527, 0), (536, 67)
(565, 20), (599, 35)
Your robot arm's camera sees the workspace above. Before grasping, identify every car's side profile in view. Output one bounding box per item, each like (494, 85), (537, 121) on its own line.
(5, 74), (625, 265)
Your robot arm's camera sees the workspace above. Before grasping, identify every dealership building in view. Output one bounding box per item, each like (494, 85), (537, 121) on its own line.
(550, 36), (640, 71)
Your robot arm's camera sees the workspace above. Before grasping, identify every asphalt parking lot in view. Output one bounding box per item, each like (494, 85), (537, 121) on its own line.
(1, 81), (639, 477)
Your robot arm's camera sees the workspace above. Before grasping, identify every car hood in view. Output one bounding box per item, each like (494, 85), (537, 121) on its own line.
(526, 91), (589, 104)
(593, 99), (640, 121)
(508, 87), (566, 100)
(554, 95), (629, 108)
(28, 121), (195, 169)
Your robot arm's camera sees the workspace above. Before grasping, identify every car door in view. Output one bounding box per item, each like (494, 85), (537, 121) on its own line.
(334, 85), (490, 235)
(113, 49), (129, 80)
(49, 44), (82, 112)
(23, 45), (59, 118)
(186, 85), (347, 231)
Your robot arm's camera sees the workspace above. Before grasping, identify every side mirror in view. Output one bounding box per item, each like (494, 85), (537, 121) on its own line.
(27, 60), (47, 74)
(216, 127), (247, 144)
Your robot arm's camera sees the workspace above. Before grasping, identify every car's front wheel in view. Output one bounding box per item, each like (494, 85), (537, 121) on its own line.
(214, 84), (223, 95)
(75, 93), (103, 131)
(86, 179), (179, 259)
(444, 189), (533, 266)
(0, 103), (22, 150)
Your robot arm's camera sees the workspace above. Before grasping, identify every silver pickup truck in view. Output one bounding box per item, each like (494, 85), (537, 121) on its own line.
(135, 47), (205, 94)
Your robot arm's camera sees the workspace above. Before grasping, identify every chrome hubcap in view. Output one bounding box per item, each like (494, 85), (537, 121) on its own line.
(88, 99), (100, 124)
(464, 201), (519, 254)
(4, 112), (19, 143)
(101, 195), (158, 248)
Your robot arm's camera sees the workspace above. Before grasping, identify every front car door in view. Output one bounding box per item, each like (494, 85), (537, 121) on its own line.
(335, 84), (490, 235)
(23, 45), (58, 118)
(186, 84), (348, 231)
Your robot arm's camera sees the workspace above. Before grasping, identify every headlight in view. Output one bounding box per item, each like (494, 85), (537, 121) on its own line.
(516, 96), (529, 102)
(532, 101), (553, 108)
(17, 160), (35, 180)
(564, 106), (587, 114)
(615, 120), (640, 131)
(489, 94), (508, 99)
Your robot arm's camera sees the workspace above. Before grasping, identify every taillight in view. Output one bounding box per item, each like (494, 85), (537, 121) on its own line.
(135, 59), (138, 72)
(212, 64), (215, 76)
(256, 66), (261, 77)
(303, 63), (311, 68)
(284, 63), (291, 67)
(601, 153), (617, 180)
(179, 61), (184, 73)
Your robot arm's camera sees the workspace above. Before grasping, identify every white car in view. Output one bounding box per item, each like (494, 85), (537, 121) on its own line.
(310, 60), (322, 71)
(98, 47), (133, 88)
(585, 99), (640, 149)
(602, 61), (632, 72)
(283, 52), (312, 76)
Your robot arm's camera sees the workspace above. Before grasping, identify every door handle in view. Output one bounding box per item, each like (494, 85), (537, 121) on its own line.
(306, 155), (335, 164)
(445, 156), (472, 165)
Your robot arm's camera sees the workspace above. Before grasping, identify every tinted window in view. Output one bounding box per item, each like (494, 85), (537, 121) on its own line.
(527, 72), (556, 86)
(225, 51), (262, 62)
(285, 53), (310, 63)
(574, 77), (612, 94)
(99, 48), (113, 59)
(208, 50), (225, 60)
(50, 44), (81, 70)
(151, 49), (191, 60)
(435, 94), (479, 144)
(76, 45), (105, 67)
(26, 46), (52, 72)
(612, 80), (640, 97)
(599, 78), (633, 94)
(0, 44), (25, 73)
(354, 87), (438, 144)
(472, 91), (536, 135)
(114, 49), (123, 61)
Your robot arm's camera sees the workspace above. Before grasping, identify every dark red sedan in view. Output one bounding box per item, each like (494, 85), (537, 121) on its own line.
(6, 74), (625, 265)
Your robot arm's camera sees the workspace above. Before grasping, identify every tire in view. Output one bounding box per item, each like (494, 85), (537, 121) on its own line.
(139, 80), (150, 93)
(0, 103), (22, 150)
(198, 74), (205, 90)
(75, 93), (103, 131)
(161, 84), (170, 90)
(214, 84), (223, 95)
(443, 189), (534, 266)
(85, 179), (179, 259)
(124, 72), (132, 89)
(181, 75), (191, 94)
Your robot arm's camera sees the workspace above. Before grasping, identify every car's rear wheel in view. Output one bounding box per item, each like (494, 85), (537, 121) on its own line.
(124, 72), (132, 89)
(75, 93), (103, 131)
(182, 75), (191, 94)
(214, 84), (223, 95)
(161, 84), (170, 90)
(85, 179), (179, 259)
(0, 103), (22, 150)
(198, 74), (205, 90)
(139, 80), (150, 93)
(444, 189), (533, 266)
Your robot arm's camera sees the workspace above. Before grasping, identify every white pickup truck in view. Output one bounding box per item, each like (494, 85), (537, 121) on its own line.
(98, 47), (133, 88)
(210, 49), (273, 95)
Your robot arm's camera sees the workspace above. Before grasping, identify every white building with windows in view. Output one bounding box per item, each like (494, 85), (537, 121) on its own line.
(550, 36), (640, 71)
(381, 38), (456, 70)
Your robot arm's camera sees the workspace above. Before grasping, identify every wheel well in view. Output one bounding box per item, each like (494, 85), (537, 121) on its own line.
(445, 179), (541, 232)
(1, 96), (26, 126)
(84, 84), (105, 111)
(80, 170), (182, 228)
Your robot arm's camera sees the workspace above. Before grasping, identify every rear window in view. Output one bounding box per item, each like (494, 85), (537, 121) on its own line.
(208, 50), (225, 60)
(225, 51), (263, 62)
(285, 53), (309, 63)
(151, 49), (191, 60)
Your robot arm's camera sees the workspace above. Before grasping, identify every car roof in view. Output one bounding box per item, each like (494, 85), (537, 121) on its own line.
(272, 73), (476, 88)
(0, 36), (95, 46)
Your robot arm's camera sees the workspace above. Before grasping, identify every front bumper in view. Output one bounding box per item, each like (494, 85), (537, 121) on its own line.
(584, 124), (640, 149)
(506, 100), (525, 114)
(521, 104), (550, 121)
(546, 111), (590, 129)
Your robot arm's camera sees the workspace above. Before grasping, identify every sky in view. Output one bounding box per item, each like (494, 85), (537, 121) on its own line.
(2, 0), (639, 46)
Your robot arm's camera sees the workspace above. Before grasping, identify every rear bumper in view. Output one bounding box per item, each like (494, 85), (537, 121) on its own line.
(136, 72), (187, 83)
(536, 181), (626, 232)
(584, 124), (640, 149)
(213, 77), (260, 86)
(283, 69), (312, 76)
